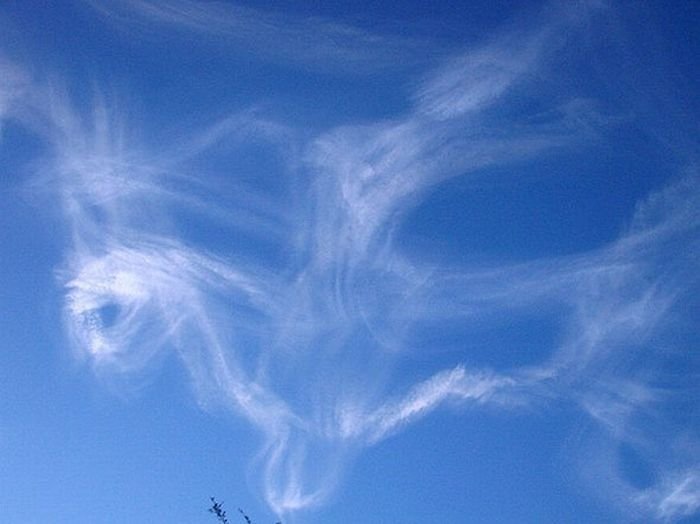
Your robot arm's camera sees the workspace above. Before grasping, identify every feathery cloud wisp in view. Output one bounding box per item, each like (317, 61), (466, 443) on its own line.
(4, 1), (698, 520)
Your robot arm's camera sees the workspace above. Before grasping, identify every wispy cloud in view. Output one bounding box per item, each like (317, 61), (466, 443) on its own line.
(82, 0), (435, 74)
(0, 56), (29, 136)
(414, 36), (541, 120)
(4, 1), (698, 520)
(350, 367), (519, 444)
(647, 471), (700, 522)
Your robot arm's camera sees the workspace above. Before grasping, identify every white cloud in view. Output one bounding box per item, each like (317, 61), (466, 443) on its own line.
(4, 1), (696, 518)
(651, 472), (700, 521)
(0, 56), (29, 137)
(83, 0), (432, 74)
(41, 75), (700, 521)
(352, 366), (517, 444)
(415, 40), (540, 120)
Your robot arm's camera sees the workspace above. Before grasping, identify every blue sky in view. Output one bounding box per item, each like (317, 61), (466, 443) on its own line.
(0, 1), (699, 523)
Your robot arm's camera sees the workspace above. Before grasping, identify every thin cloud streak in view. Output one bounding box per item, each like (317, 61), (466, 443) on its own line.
(649, 471), (700, 522)
(83, 0), (436, 74)
(0, 56), (30, 137)
(350, 367), (519, 445)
